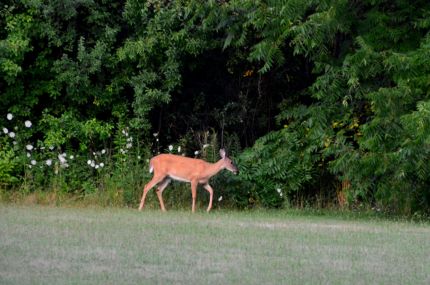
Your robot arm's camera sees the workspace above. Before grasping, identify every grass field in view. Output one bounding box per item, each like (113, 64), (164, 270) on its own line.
(1, 205), (429, 284)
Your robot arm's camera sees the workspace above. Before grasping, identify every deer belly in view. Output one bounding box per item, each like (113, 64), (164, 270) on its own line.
(168, 174), (191, 183)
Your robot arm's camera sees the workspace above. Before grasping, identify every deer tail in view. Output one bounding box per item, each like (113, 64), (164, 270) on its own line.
(149, 159), (154, 173)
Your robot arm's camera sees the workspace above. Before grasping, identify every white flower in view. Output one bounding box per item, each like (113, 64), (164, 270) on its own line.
(153, 132), (158, 137)
(24, 120), (32, 128)
(194, 150), (199, 155)
(127, 137), (133, 142)
(91, 161), (95, 167)
(218, 196), (223, 202)
(276, 188), (281, 193)
(99, 162), (104, 168)
(28, 165), (32, 169)
(95, 165), (99, 169)
(7, 113), (13, 120)
(93, 152), (97, 156)
(168, 145), (173, 151)
(138, 155), (141, 160)
(40, 146), (45, 150)
(46, 159), (52, 166)
(177, 146), (181, 153)
(156, 138), (159, 142)
(203, 144), (210, 149)
(2, 127), (8, 134)
(26, 144), (33, 151)
(26, 153), (31, 158)
(49, 146), (54, 150)
(69, 155), (74, 160)
(87, 160), (92, 165)
(31, 160), (37, 166)
(8, 132), (15, 138)
(13, 141), (17, 145)
(62, 152), (66, 157)
(101, 149), (106, 154)
(126, 143), (132, 149)
(58, 154), (67, 164)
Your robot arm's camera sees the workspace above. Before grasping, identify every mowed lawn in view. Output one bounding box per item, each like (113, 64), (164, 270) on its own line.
(0, 205), (429, 285)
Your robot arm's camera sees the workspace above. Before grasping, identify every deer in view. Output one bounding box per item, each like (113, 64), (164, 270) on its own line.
(138, 149), (238, 213)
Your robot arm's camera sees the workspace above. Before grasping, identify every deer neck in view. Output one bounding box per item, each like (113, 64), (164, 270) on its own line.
(203, 159), (224, 179)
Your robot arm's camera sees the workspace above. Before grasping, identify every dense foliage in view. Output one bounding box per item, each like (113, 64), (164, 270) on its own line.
(1, 0), (429, 215)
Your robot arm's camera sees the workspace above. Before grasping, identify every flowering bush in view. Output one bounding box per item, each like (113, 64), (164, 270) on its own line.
(0, 136), (19, 185)
(0, 113), (151, 205)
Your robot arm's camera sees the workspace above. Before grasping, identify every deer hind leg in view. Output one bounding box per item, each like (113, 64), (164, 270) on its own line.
(203, 184), (214, 212)
(156, 178), (171, 212)
(138, 175), (165, 211)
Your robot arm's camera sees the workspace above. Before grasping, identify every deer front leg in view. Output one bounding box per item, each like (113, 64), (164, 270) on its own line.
(203, 184), (214, 212)
(191, 180), (198, 213)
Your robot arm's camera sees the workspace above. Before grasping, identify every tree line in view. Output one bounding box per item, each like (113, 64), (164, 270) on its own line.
(1, 0), (430, 216)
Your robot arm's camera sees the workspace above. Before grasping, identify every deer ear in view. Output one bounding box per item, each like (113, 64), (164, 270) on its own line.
(219, 149), (226, 158)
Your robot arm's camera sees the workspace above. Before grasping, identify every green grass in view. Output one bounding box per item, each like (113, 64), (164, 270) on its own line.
(1, 205), (429, 284)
